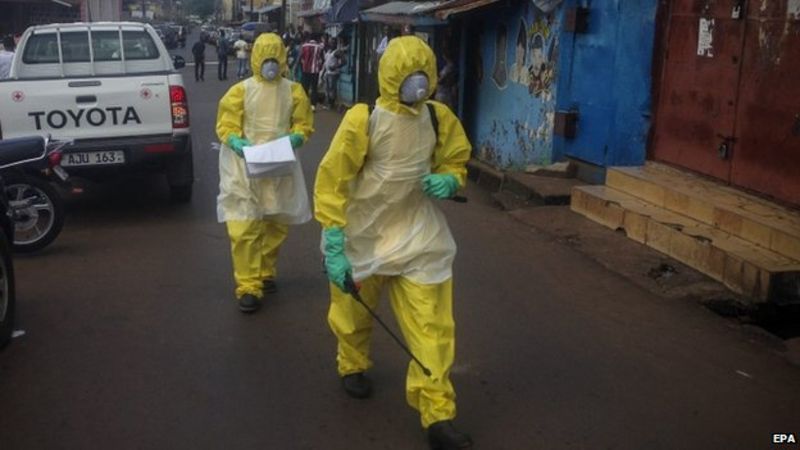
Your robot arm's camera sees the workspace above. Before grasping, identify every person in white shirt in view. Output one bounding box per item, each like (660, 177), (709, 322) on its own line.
(375, 26), (396, 59)
(0, 36), (16, 79)
(234, 37), (250, 79)
(322, 47), (344, 109)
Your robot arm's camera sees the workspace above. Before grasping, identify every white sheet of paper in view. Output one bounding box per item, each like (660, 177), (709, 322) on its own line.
(246, 160), (295, 177)
(243, 136), (296, 164)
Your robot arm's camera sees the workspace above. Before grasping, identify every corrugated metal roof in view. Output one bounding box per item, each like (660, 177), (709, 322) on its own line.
(434, 0), (501, 19)
(242, 4), (282, 13)
(297, 7), (331, 17)
(361, 1), (450, 16)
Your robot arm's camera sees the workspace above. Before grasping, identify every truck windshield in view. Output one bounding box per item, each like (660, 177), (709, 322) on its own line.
(22, 30), (160, 64)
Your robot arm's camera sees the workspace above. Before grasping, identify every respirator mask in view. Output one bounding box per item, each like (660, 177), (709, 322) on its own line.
(399, 72), (430, 105)
(261, 59), (280, 81)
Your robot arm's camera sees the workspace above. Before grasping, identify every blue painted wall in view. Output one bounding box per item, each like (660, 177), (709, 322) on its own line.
(554, 0), (658, 168)
(464, 2), (565, 170)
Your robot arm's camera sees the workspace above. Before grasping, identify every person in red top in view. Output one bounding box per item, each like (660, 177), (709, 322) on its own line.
(299, 33), (324, 109)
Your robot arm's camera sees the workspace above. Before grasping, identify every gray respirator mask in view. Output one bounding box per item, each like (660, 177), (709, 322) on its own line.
(261, 60), (280, 81)
(399, 72), (430, 105)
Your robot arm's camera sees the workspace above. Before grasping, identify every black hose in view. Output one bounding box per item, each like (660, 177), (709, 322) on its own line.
(343, 273), (433, 377)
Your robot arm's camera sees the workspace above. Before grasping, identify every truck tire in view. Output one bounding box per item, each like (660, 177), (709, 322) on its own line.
(166, 147), (194, 204)
(4, 174), (65, 253)
(0, 233), (16, 350)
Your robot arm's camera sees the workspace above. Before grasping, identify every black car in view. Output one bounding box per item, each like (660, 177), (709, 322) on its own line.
(0, 191), (14, 349)
(154, 24), (178, 49)
(0, 137), (42, 349)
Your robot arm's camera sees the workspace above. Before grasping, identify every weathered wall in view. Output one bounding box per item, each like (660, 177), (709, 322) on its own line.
(464, 0), (565, 170)
(555, 0), (658, 168)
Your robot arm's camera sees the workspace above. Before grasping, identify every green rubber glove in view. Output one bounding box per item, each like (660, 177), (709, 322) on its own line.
(226, 134), (251, 158)
(323, 226), (351, 292)
(289, 133), (305, 149)
(422, 173), (460, 199)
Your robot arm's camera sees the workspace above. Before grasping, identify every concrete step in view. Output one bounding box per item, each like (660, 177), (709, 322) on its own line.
(503, 172), (582, 206)
(571, 185), (800, 304)
(466, 158), (505, 192)
(467, 158), (582, 206)
(606, 163), (800, 261)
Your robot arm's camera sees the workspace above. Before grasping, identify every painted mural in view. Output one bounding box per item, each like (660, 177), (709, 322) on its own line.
(491, 24), (509, 89)
(468, 0), (564, 169)
(527, 15), (557, 97)
(509, 19), (529, 86)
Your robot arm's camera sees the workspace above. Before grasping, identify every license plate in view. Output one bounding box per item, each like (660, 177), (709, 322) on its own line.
(62, 151), (125, 167)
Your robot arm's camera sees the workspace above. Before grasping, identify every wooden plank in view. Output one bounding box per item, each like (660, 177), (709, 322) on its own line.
(606, 164), (800, 261)
(621, 208), (648, 244)
(571, 187), (624, 229)
(606, 168), (667, 208)
(571, 185), (800, 303)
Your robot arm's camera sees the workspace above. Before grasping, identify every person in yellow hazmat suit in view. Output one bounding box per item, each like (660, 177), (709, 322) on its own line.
(314, 36), (472, 449)
(216, 33), (314, 313)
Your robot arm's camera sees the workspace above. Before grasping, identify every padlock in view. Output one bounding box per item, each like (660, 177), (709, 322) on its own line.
(718, 141), (729, 159)
(732, 0), (744, 19)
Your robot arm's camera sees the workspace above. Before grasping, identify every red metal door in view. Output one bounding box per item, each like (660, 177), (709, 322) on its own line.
(651, 0), (746, 180)
(730, 1), (800, 206)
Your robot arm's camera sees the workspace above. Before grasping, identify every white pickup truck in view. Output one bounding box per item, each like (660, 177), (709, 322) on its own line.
(0, 22), (193, 202)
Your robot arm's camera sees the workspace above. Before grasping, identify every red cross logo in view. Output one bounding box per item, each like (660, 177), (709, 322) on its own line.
(11, 91), (24, 102)
(140, 88), (152, 100)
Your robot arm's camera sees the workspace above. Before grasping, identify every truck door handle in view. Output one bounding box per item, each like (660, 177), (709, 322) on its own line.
(76, 95), (97, 104)
(69, 80), (101, 88)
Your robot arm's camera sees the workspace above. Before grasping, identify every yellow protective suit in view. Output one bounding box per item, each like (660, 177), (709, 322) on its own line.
(216, 33), (314, 299)
(314, 36), (471, 428)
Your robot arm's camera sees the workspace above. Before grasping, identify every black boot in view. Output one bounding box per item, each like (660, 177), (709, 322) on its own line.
(262, 279), (278, 294)
(341, 372), (372, 399)
(238, 294), (262, 313)
(427, 421), (472, 449)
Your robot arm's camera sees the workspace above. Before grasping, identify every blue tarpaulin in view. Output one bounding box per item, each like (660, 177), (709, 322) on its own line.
(328, 0), (361, 23)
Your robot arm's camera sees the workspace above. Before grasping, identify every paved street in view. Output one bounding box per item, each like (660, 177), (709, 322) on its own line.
(0, 36), (799, 450)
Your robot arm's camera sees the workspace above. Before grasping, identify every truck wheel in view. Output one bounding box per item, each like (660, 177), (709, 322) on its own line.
(166, 149), (194, 204)
(4, 174), (65, 253)
(169, 184), (193, 204)
(0, 233), (16, 350)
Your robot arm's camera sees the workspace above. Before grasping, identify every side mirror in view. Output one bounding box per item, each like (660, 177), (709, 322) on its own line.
(172, 54), (186, 70)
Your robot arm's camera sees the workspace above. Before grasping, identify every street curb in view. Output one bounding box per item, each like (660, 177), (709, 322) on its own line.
(467, 158), (505, 192)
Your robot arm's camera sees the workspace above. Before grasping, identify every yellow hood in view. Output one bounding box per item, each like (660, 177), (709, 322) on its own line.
(377, 36), (438, 114)
(250, 33), (287, 82)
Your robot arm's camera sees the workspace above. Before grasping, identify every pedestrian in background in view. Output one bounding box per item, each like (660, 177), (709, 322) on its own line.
(234, 36), (249, 79)
(217, 30), (229, 80)
(215, 33), (314, 313)
(300, 33), (323, 110)
(286, 36), (299, 81)
(0, 35), (14, 79)
(435, 52), (457, 110)
(322, 47), (344, 110)
(191, 37), (205, 82)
